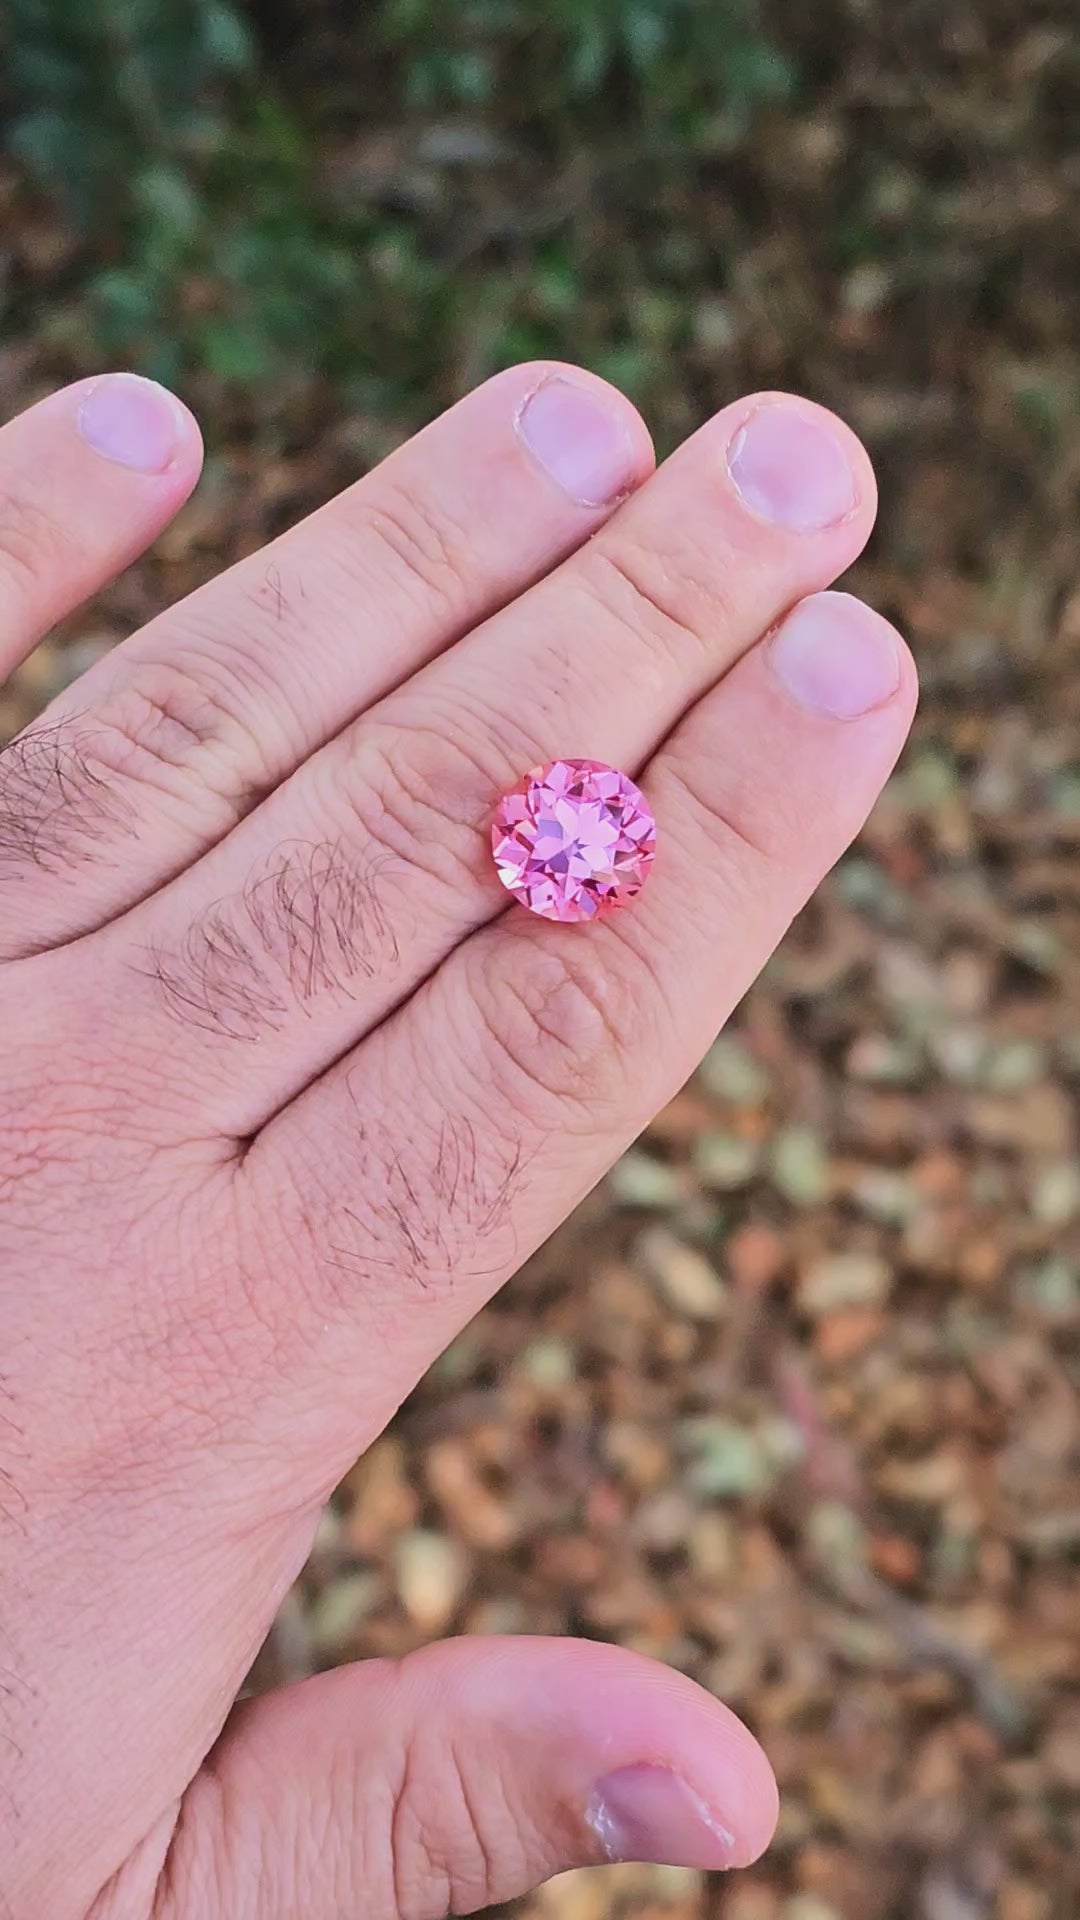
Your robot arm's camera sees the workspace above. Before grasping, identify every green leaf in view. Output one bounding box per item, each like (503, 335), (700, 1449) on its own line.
(201, 1), (256, 75)
(8, 106), (86, 181)
(568, 21), (611, 94)
(624, 7), (669, 69)
(92, 267), (159, 326)
(135, 163), (202, 243)
(202, 319), (269, 383)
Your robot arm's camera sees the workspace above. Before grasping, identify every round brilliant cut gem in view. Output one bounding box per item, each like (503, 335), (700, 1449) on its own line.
(491, 758), (656, 923)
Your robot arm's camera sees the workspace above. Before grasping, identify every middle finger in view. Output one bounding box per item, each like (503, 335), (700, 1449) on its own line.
(96, 392), (873, 1136)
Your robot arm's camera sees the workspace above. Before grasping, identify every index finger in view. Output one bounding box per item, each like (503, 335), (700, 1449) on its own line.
(0, 374), (203, 679)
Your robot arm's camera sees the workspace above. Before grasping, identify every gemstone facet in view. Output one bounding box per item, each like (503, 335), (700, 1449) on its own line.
(491, 758), (656, 923)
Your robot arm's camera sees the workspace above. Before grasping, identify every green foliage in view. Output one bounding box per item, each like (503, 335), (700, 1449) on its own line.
(8, 0), (254, 227)
(6, 0), (360, 388)
(4, 0), (793, 403)
(378, 0), (793, 129)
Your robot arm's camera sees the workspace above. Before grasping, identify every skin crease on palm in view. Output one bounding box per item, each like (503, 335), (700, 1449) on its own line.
(0, 362), (917, 1920)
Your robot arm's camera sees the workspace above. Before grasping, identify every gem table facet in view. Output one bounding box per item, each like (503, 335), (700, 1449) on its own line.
(491, 758), (656, 923)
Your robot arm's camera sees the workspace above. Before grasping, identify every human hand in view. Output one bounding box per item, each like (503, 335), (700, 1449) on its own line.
(0, 365), (916, 1917)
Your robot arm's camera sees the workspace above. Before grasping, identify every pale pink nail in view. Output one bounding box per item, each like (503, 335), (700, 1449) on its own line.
(77, 373), (184, 474)
(588, 1764), (738, 1871)
(769, 591), (902, 719)
(515, 377), (640, 508)
(727, 402), (856, 531)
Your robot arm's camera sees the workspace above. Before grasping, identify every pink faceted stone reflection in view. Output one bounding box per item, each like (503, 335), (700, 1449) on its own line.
(491, 758), (656, 923)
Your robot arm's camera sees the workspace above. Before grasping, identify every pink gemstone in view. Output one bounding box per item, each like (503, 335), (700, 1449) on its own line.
(491, 758), (656, 923)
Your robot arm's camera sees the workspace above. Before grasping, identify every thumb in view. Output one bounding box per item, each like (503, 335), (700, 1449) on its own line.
(151, 1636), (778, 1918)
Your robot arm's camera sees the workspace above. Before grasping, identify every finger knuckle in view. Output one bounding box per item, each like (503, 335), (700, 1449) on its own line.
(0, 486), (67, 614)
(145, 835), (397, 1041)
(336, 714), (498, 904)
(578, 535), (731, 669)
(0, 664), (257, 885)
(87, 659), (261, 804)
(669, 744), (780, 866)
(465, 930), (642, 1123)
(358, 480), (470, 621)
(252, 1096), (527, 1350)
(0, 716), (129, 879)
(387, 1713), (534, 1918)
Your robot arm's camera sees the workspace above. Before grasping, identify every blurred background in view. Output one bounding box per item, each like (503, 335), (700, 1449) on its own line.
(2, 3), (1079, 1916)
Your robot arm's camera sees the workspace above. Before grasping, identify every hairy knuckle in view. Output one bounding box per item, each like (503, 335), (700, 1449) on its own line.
(146, 838), (395, 1040)
(466, 933), (639, 1120)
(0, 717), (128, 877)
(0, 664), (256, 886)
(260, 1096), (526, 1340)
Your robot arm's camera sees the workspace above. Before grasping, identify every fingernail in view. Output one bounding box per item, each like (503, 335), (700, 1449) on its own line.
(769, 591), (901, 719)
(77, 373), (184, 474)
(588, 1764), (738, 1871)
(516, 377), (640, 508)
(727, 402), (856, 531)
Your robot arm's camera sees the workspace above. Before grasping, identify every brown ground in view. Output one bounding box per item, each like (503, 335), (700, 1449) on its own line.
(1, 6), (1078, 1917)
